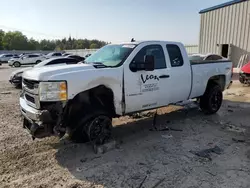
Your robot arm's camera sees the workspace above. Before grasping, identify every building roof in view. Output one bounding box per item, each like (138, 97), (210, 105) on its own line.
(199, 0), (247, 14)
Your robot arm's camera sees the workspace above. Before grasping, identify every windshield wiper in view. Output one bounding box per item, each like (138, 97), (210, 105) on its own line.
(88, 62), (112, 68)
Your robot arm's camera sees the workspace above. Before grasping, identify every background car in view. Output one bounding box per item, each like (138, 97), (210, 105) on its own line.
(189, 53), (225, 62)
(239, 61), (250, 84)
(8, 54), (46, 67)
(0, 54), (15, 63)
(85, 53), (92, 58)
(45, 52), (62, 59)
(66, 55), (85, 62)
(9, 57), (80, 88)
(62, 53), (71, 56)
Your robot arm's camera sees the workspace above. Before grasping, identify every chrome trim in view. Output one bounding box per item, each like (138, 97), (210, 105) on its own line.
(22, 78), (40, 109)
(20, 97), (41, 121)
(24, 92), (40, 109)
(22, 83), (39, 95)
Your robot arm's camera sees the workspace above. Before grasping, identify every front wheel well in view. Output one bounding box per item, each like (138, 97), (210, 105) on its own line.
(63, 85), (116, 129)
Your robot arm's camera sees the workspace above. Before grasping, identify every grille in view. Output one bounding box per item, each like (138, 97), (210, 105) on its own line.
(23, 79), (39, 90)
(25, 94), (35, 104)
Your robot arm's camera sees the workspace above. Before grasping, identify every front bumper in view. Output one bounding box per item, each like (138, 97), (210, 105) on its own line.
(239, 72), (250, 83)
(20, 96), (56, 138)
(20, 92), (66, 139)
(20, 96), (40, 122)
(8, 61), (14, 66)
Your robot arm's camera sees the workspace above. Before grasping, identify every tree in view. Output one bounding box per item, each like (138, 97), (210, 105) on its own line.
(90, 43), (98, 49)
(0, 30), (4, 50)
(2, 31), (28, 50)
(0, 30), (107, 50)
(27, 38), (40, 50)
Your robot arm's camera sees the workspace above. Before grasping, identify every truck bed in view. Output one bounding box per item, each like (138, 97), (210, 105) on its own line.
(189, 60), (232, 99)
(190, 59), (231, 65)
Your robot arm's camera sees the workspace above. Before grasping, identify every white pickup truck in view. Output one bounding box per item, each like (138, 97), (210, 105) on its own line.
(20, 41), (233, 144)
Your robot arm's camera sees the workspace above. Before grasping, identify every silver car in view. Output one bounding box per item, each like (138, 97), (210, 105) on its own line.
(0, 54), (15, 63)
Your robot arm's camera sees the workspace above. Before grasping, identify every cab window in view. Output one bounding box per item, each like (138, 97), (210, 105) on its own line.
(132, 45), (166, 69)
(166, 44), (184, 67)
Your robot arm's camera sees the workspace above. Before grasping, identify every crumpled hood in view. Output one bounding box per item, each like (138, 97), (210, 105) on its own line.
(22, 63), (95, 81)
(11, 67), (32, 76)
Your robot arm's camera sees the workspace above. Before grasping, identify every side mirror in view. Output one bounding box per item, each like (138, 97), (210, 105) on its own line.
(129, 55), (155, 72)
(144, 55), (155, 71)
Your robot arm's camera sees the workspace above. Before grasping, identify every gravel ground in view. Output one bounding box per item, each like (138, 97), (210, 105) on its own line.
(0, 65), (250, 188)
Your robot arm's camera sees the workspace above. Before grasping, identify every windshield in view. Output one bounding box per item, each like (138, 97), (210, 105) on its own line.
(46, 52), (54, 56)
(85, 44), (135, 67)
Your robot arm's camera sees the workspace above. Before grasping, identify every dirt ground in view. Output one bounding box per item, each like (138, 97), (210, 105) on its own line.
(0, 65), (249, 188)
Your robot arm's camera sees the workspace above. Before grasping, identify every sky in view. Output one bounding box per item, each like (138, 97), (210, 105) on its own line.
(0, 0), (229, 44)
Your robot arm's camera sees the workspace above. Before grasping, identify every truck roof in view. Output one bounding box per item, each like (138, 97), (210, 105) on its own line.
(116, 40), (182, 45)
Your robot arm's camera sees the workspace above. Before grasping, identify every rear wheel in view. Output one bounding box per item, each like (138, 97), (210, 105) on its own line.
(200, 84), (223, 114)
(13, 61), (21, 67)
(36, 60), (41, 64)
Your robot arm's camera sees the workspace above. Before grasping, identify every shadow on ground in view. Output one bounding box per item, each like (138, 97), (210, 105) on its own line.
(54, 100), (250, 187)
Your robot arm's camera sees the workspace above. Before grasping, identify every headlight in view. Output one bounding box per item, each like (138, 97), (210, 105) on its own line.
(39, 81), (67, 101)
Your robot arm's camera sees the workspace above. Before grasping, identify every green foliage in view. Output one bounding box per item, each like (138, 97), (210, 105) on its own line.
(0, 30), (108, 50)
(90, 43), (98, 49)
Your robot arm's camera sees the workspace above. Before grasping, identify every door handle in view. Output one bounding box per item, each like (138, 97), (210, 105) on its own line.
(159, 75), (170, 79)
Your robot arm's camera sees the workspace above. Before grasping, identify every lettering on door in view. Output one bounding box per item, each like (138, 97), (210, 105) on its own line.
(139, 74), (160, 93)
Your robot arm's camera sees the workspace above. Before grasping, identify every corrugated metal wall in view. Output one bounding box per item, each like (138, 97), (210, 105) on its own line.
(199, 0), (250, 66)
(185, 45), (199, 55)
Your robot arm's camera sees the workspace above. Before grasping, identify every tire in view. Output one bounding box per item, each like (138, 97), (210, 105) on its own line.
(239, 77), (245, 84)
(36, 60), (41, 64)
(200, 84), (223, 114)
(70, 111), (112, 144)
(13, 61), (21, 67)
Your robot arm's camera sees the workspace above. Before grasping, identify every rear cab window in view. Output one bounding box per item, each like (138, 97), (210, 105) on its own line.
(166, 44), (184, 67)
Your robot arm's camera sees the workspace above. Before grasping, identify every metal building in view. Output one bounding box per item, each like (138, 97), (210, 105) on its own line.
(199, 0), (250, 67)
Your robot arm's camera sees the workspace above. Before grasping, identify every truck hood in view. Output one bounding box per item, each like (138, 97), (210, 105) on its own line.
(22, 63), (95, 81)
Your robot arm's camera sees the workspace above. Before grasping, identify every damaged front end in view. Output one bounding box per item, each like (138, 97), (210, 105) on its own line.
(20, 79), (68, 139)
(239, 71), (250, 84)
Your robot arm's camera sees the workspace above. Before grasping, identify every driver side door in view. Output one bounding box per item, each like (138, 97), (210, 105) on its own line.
(124, 44), (169, 113)
(22, 55), (32, 65)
